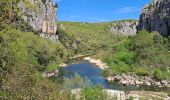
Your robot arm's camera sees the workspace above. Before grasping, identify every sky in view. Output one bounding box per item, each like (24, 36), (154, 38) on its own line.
(53, 0), (151, 22)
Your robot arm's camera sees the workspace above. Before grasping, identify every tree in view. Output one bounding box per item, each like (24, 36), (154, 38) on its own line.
(131, 30), (154, 50)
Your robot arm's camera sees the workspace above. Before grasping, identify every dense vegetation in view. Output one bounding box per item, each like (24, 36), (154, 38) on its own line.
(0, 26), (71, 99)
(0, 0), (71, 99)
(58, 21), (122, 55)
(102, 30), (170, 81)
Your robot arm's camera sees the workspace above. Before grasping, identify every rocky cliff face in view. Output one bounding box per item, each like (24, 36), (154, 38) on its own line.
(109, 20), (138, 36)
(18, 0), (58, 42)
(138, 0), (170, 36)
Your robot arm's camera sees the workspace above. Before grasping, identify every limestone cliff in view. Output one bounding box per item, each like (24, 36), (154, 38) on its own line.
(18, 0), (58, 42)
(138, 0), (170, 36)
(109, 20), (138, 36)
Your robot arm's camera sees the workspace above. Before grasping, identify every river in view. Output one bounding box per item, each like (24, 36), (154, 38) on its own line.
(62, 60), (168, 92)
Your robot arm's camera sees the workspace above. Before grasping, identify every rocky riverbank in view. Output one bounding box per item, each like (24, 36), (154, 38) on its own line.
(71, 88), (170, 100)
(106, 74), (170, 88)
(71, 88), (125, 100)
(42, 69), (59, 78)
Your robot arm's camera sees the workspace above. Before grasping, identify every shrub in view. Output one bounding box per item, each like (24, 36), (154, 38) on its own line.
(63, 74), (93, 89)
(135, 67), (149, 76)
(154, 69), (163, 80)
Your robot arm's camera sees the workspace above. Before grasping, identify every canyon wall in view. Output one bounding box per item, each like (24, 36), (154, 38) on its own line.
(18, 0), (58, 42)
(138, 0), (170, 36)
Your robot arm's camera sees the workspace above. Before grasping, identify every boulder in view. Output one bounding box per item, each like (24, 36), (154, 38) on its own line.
(144, 81), (151, 86)
(135, 80), (143, 85)
(161, 80), (168, 86)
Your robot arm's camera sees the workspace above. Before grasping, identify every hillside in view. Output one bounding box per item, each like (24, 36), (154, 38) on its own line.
(58, 21), (116, 55)
(58, 20), (137, 55)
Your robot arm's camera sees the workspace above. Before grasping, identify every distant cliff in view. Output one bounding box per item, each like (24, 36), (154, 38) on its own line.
(109, 20), (138, 36)
(138, 0), (170, 36)
(18, 0), (58, 42)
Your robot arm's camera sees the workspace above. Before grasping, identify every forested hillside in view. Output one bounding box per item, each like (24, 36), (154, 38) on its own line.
(58, 20), (137, 55)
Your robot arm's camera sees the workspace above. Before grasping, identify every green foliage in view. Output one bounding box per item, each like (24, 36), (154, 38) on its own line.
(167, 92), (170, 97)
(131, 29), (154, 50)
(135, 67), (149, 76)
(81, 85), (116, 100)
(58, 21), (116, 55)
(154, 69), (170, 81)
(102, 29), (170, 81)
(154, 69), (163, 80)
(102, 38), (135, 75)
(128, 96), (134, 100)
(81, 85), (103, 100)
(0, 27), (69, 99)
(63, 73), (93, 89)
(46, 62), (59, 72)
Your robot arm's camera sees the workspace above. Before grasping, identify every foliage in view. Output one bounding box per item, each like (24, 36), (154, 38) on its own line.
(128, 96), (134, 100)
(102, 30), (170, 81)
(63, 73), (93, 89)
(0, 26), (69, 99)
(58, 21), (116, 55)
(154, 69), (170, 81)
(134, 67), (149, 76)
(81, 85), (117, 100)
(81, 85), (103, 100)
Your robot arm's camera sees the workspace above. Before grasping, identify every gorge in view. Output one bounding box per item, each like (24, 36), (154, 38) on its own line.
(0, 0), (170, 99)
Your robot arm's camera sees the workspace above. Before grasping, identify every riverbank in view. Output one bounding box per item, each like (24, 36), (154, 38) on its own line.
(71, 88), (125, 100)
(106, 74), (170, 88)
(60, 57), (170, 88)
(71, 88), (170, 100)
(83, 57), (108, 69)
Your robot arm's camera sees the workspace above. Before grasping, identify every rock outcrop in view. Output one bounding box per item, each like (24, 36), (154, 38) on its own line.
(138, 0), (170, 36)
(18, 0), (58, 42)
(106, 74), (170, 87)
(109, 20), (138, 36)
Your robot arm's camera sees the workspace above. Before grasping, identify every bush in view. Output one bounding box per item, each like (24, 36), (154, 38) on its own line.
(81, 85), (103, 100)
(154, 69), (170, 81)
(131, 29), (154, 50)
(154, 69), (163, 80)
(135, 67), (149, 76)
(63, 74), (93, 89)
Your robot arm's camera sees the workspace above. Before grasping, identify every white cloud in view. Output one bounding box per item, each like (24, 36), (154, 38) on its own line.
(53, 0), (62, 3)
(116, 7), (140, 14)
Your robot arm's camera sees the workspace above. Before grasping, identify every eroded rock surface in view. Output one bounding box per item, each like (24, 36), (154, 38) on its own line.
(109, 20), (138, 36)
(18, 0), (58, 42)
(138, 0), (170, 36)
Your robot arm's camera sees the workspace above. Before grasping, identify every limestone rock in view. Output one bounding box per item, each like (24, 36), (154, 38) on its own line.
(18, 0), (58, 42)
(138, 0), (170, 36)
(110, 20), (138, 36)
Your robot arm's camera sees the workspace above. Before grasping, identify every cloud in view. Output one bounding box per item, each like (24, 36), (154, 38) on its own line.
(116, 7), (140, 14)
(53, 0), (62, 3)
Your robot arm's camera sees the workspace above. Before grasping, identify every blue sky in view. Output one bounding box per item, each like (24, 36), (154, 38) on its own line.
(53, 0), (150, 22)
